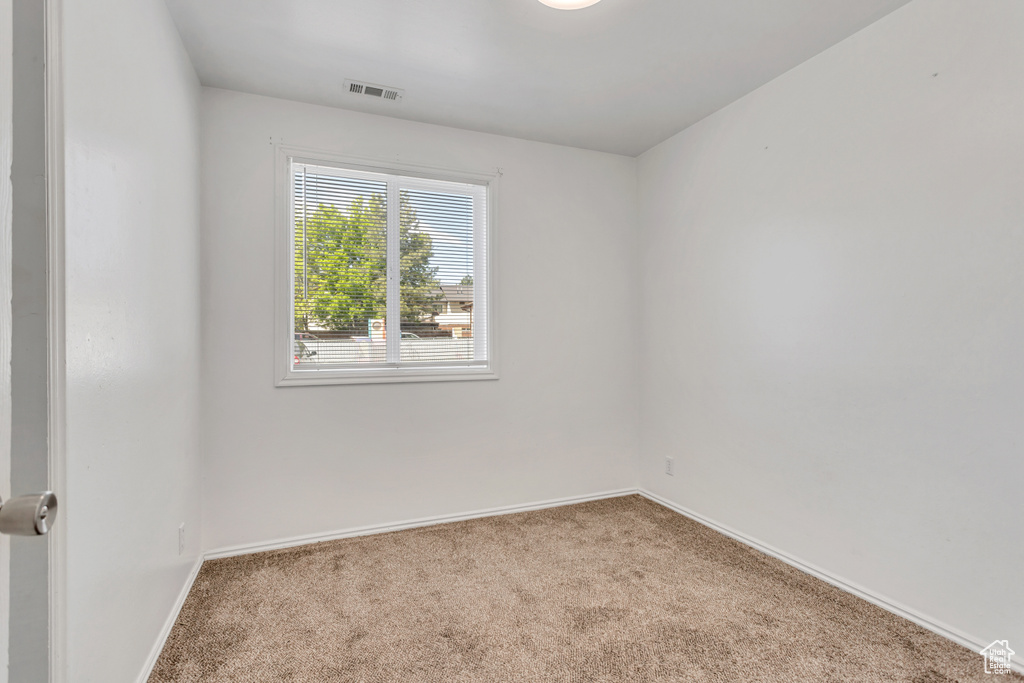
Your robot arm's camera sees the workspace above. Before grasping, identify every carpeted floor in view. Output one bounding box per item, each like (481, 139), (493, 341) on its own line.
(150, 495), (1015, 682)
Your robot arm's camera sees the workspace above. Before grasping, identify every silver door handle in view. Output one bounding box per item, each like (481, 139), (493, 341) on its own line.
(0, 491), (58, 536)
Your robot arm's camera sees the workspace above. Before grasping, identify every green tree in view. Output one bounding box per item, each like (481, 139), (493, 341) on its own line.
(399, 194), (442, 324)
(294, 192), (439, 333)
(459, 275), (474, 285)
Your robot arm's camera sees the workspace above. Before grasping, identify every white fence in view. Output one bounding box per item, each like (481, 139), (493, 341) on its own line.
(296, 337), (474, 364)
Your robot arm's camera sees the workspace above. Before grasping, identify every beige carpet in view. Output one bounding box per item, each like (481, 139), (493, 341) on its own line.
(150, 496), (1015, 682)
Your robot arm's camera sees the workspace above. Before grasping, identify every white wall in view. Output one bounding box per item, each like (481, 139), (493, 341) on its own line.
(201, 88), (639, 551)
(62, 0), (202, 680)
(638, 0), (1023, 661)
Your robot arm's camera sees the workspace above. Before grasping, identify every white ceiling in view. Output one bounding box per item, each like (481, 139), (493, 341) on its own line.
(164, 0), (912, 156)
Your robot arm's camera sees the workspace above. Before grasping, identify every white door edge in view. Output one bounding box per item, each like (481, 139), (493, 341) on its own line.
(1, 0), (16, 680)
(44, 1), (66, 681)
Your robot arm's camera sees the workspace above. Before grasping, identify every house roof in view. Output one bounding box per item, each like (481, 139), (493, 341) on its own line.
(437, 284), (473, 303)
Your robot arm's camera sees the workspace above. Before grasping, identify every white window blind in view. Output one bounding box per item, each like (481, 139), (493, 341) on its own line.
(286, 159), (490, 382)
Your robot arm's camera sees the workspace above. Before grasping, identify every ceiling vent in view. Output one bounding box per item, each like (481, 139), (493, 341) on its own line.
(344, 79), (404, 103)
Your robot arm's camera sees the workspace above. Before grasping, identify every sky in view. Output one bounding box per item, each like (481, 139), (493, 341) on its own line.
(403, 188), (474, 285)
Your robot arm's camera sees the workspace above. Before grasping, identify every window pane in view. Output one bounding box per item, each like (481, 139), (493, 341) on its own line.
(284, 159), (490, 383)
(399, 188), (476, 363)
(293, 167), (388, 366)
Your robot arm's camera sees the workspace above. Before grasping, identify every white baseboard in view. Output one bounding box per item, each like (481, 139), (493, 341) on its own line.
(204, 488), (638, 560)
(135, 555), (205, 683)
(638, 488), (1023, 675)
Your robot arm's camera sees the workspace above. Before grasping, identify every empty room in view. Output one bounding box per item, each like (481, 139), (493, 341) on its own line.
(1, 0), (1022, 681)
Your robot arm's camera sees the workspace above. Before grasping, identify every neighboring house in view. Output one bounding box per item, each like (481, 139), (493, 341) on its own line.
(433, 284), (474, 337)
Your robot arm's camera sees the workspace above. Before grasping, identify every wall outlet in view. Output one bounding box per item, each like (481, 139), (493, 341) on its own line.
(178, 523), (186, 555)
(665, 457), (674, 476)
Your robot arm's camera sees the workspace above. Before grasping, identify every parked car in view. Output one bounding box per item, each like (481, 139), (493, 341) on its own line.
(294, 332), (318, 362)
(401, 332), (420, 339)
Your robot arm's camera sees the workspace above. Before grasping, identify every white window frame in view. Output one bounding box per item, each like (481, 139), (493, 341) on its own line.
(275, 146), (498, 386)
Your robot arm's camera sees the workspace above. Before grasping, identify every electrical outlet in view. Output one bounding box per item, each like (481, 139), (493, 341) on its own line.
(178, 523), (185, 555)
(665, 457), (674, 476)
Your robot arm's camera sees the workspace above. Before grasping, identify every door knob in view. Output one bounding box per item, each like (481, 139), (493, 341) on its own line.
(0, 491), (58, 536)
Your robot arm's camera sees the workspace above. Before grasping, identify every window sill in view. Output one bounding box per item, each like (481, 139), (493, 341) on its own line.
(276, 365), (498, 387)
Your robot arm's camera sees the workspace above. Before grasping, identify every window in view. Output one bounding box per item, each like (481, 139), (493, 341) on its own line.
(277, 151), (495, 385)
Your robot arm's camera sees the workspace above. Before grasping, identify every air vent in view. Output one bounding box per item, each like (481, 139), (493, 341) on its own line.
(344, 79), (404, 103)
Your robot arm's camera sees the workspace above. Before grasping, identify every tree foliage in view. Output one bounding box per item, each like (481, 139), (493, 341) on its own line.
(294, 192), (439, 333)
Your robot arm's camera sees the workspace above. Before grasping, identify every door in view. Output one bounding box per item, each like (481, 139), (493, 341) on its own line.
(3, 1), (60, 681)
